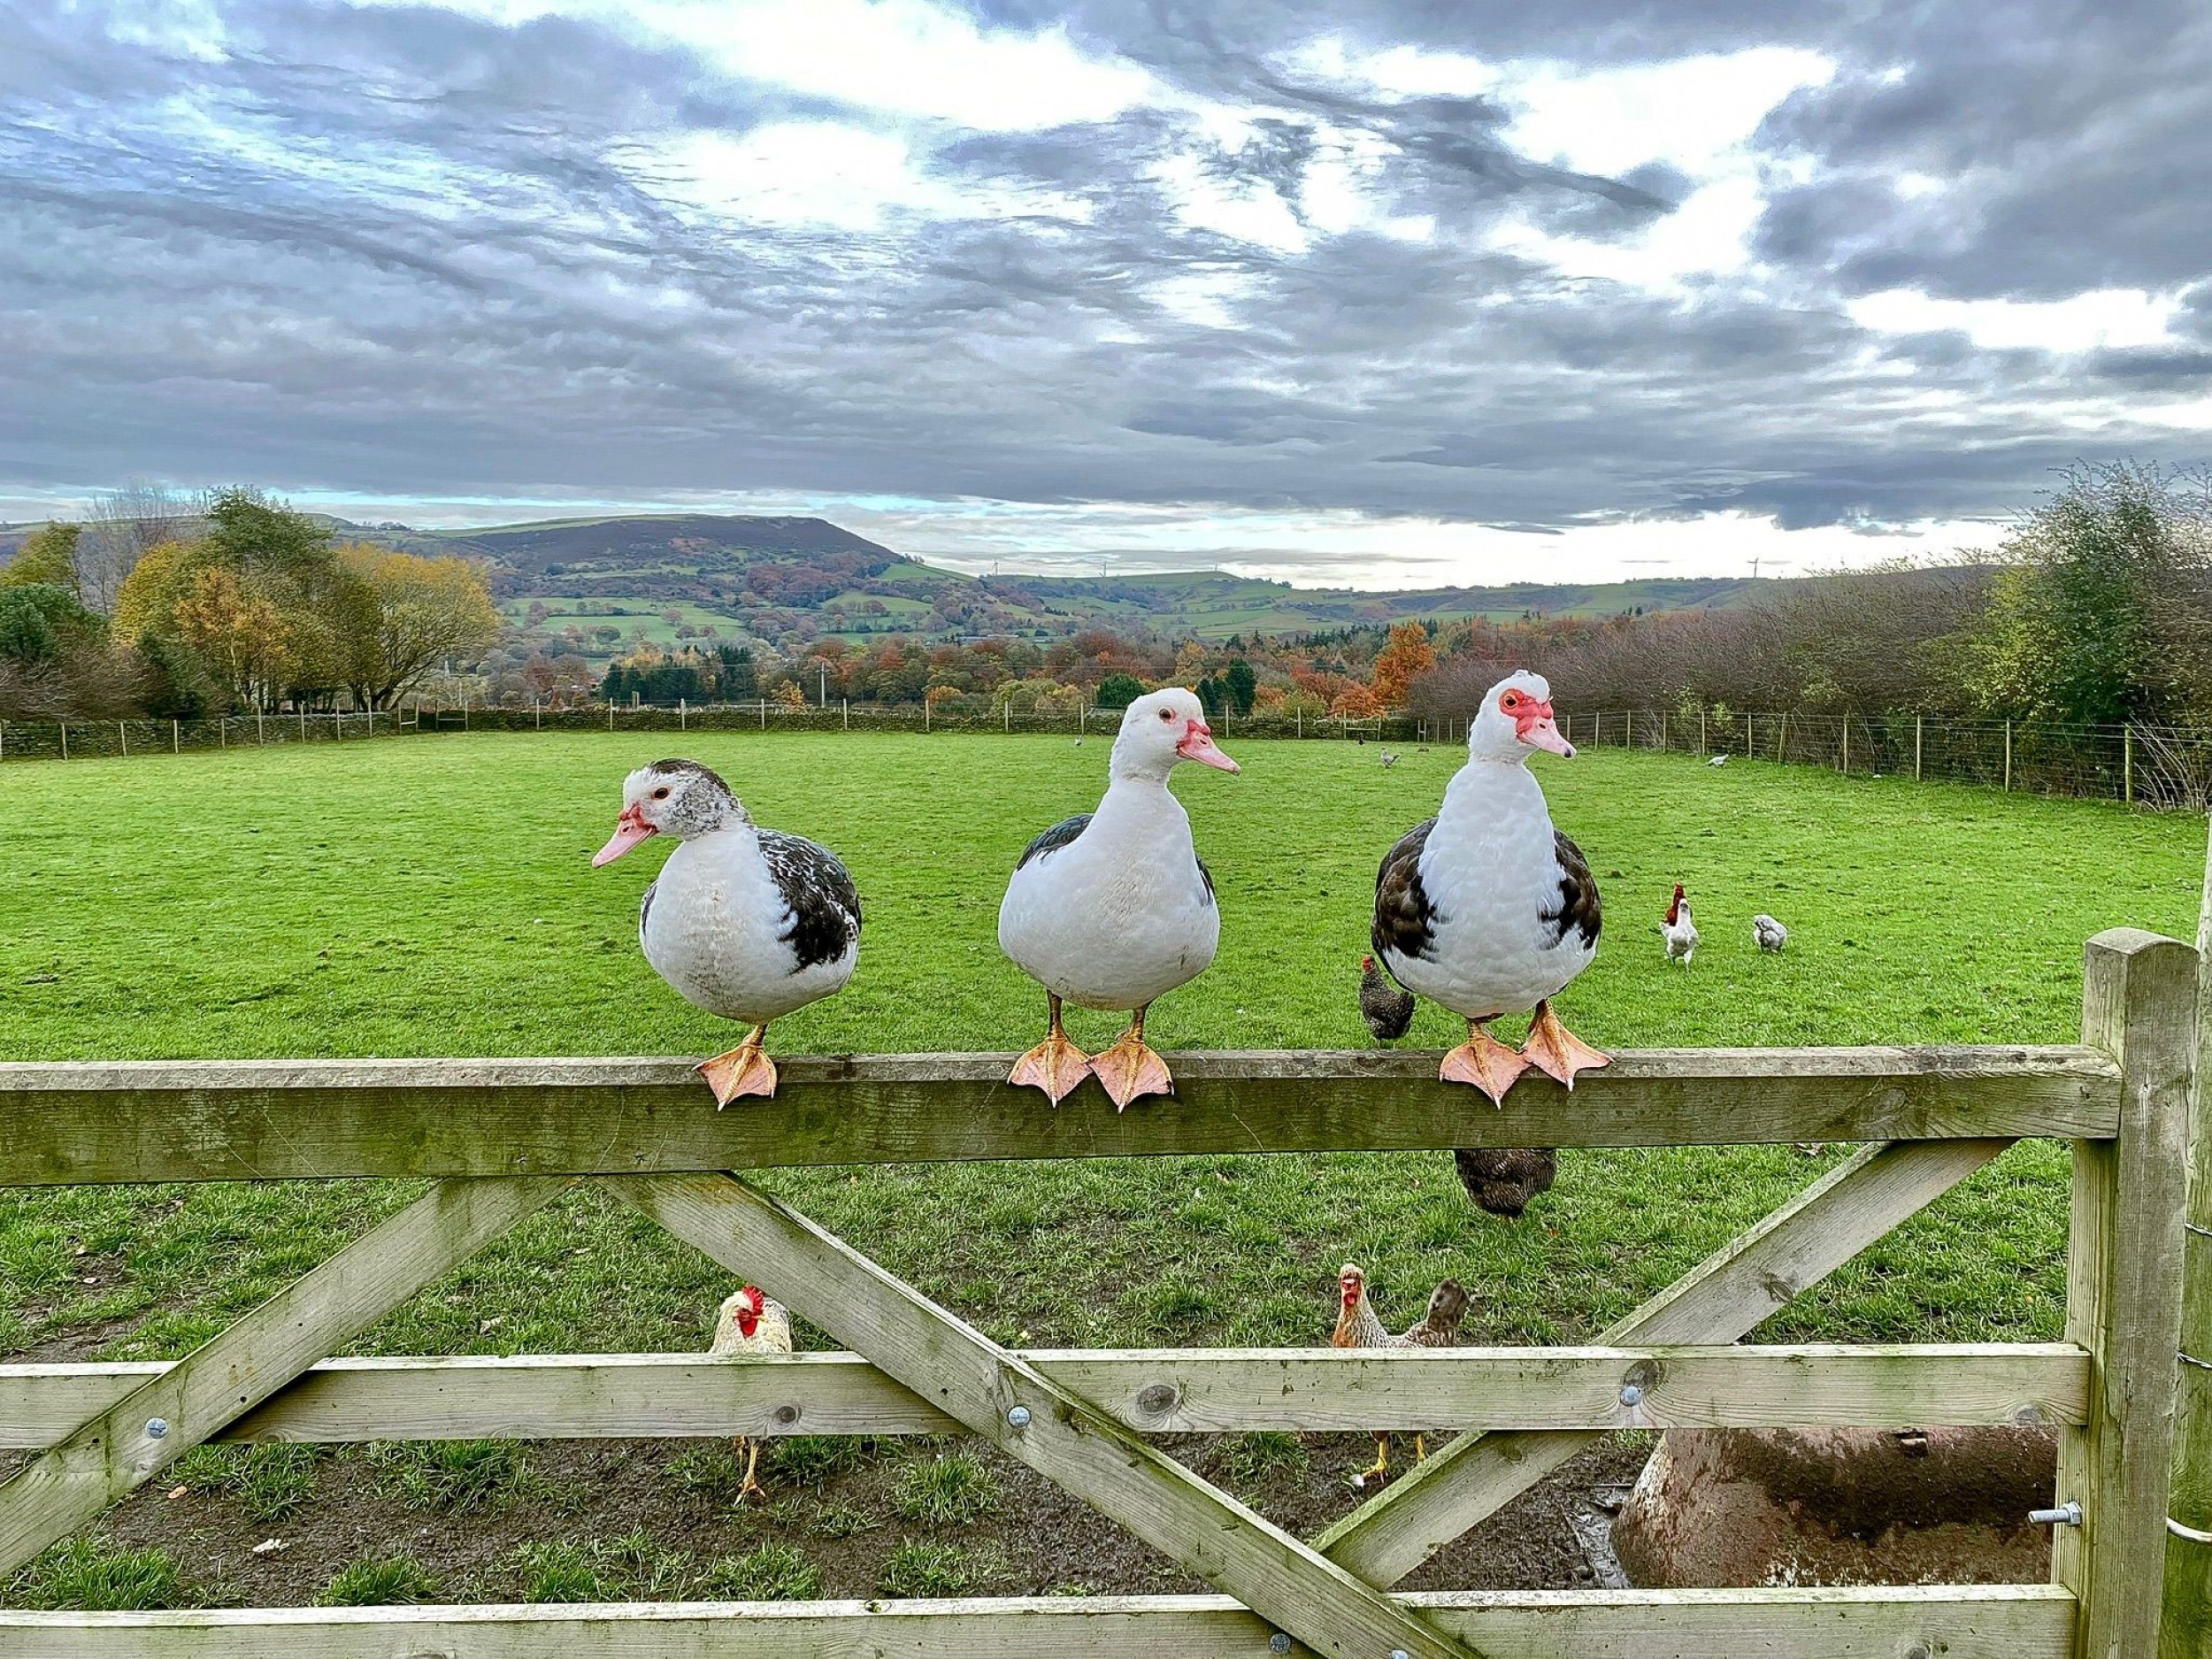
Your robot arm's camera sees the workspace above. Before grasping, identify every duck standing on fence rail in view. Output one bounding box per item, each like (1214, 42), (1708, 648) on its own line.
(593, 758), (862, 1104)
(999, 688), (1238, 1109)
(1370, 671), (1607, 1105)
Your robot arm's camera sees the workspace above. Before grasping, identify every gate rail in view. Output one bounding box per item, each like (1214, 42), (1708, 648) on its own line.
(0, 926), (2193, 1657)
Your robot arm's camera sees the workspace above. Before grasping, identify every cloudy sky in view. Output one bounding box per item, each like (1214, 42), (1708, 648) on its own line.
(4, 1), (2209, 585)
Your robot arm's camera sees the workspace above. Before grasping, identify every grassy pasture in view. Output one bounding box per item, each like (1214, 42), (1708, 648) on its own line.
(1, 730), (2200, 1375)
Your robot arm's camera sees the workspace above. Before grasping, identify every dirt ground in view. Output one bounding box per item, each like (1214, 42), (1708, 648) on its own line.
(81, 1430), (1651, 1606)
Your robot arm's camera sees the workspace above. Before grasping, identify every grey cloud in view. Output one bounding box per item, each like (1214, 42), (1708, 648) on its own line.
(0, 0), (2207, 549)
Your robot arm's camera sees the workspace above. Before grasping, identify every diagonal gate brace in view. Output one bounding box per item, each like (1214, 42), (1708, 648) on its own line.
(0, 1174), (572, 1575)
(607, 1171), (1476, 1659)
(1317, 1137), (2016, 1586)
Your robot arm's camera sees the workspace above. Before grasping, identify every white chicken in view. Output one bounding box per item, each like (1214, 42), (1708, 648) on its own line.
(709, 1286), (794, 1501)
(1707, 753), (1730, 767)
(1661, 884), (1698, 966)
(1753, 913), (1789, 953)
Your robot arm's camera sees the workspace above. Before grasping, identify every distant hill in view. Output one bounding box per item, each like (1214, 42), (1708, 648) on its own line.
(0, 509), (1776, 662)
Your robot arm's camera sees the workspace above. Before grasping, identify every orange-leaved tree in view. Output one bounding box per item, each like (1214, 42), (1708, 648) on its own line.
(1370, 620), (1436, 709)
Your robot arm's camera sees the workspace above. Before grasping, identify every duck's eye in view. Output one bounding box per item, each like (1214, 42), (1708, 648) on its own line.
(1501, 692), (1519, 709)
(652, 787), (671, 800)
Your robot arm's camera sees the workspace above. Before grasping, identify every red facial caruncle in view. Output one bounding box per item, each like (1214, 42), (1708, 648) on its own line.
(733, 1286), (764, 1337)
(1498, 686), (1574, 757)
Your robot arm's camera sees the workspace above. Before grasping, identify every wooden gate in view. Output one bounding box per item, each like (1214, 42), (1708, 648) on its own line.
(0, 927), (2193, 1656)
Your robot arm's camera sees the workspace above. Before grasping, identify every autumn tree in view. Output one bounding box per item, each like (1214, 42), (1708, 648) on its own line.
(1, 523), (83, 596)
(1331, 683), (1385, 718)
(334, 545), (503, 710)
(1371, 620), (1437, 708)
(172, 565), (292, 705)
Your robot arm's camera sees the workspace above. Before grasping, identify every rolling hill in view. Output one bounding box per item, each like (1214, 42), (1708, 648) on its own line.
(1, 510), (1771, 660)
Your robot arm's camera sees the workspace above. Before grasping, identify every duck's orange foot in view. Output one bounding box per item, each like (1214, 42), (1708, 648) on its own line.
(701, 1029), (777, 1106)
(1520, 1001), (1610, 1089)
(1439, 1025), (1529, 1106)
(1091, 1035), (1172, 1111)
(1009, 1031), (1093, 1105)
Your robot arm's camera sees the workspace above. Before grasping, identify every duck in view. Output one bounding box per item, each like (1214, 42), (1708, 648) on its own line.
(999, 687), (1238, 1109)
(1661, 884), (1698, 965)
(1752, 912), (1788, 952)
(1370, 672), (1606, 1105)
(593, 758), (861, 1104)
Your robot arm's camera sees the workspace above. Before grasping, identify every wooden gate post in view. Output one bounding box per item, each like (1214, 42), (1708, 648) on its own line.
(2163, 826), (2212, 1655)
(2062, 930), (2194, 1659)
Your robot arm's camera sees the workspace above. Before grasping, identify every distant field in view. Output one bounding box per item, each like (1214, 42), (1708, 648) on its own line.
(3, 733), (2199, 1606)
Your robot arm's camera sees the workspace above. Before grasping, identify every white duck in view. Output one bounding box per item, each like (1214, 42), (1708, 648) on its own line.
(593, 758), (861, 1104)
(1662, 884), (1698, 965)
(1370, 672), (1607, 1104)
(999, 688), (1238, 1108)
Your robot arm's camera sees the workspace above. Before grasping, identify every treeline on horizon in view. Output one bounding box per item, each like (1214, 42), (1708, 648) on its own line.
(4, 460), (2206, 732)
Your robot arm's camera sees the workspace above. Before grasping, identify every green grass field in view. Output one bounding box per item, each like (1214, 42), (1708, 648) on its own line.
(1, 733), (2201, 1373)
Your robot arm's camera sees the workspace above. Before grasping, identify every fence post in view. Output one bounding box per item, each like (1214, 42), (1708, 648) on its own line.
(759, 699), (765, 731)
(1916, 714), (1924, 781)
(843, 698), (849, 732)
(1700, 708), (1707, 756)
(58, 722), (66, 760)
(1778, 710), (1786, 763)
(2005, 720), (2013, 792)
(1660, 710), (1668, 751)
(118, 721), (127, 757)
(608, 700), (614, 732)
(173, 718), (180, 755)
(257, 710), (265, 745)
(680, 698), (687, 732)
(2126, 725), (2135, 807)
(2167, 825), (2212, 1655)
(298, 706), (306, 742)
(2062, 929), (2194, 1659)
(1842, 717), (1850, 774)
(1003, 702), (1009, 733)
(1625, 710), (1633, 748)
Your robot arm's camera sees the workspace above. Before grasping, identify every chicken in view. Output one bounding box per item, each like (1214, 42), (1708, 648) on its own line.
(1358, 953), (1416, 1041)
(1454, 1147), (1557, 1218)
(1707, 753), (1730, 767)
(1661, 884), (1698, 965)
(1330, 1263), (1469, 1487)
(1380, 751), (1399, 768)
(1753, 913), (1788, 952)
(709, 1286), (794, 1501)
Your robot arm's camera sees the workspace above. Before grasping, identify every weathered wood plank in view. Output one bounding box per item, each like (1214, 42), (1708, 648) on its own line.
(0, 1585), (2078, 1659)
(0, 1344), (2090, 1448)
(2058, 929), (2193, 1659)
(608, 1171), (1463, 1659)
(0, 1176), (570, 1575)
(2163, 828), (2212, 1659)
(1318, 1136), (2015, 1586)
(0, 1046), (2118, 1185)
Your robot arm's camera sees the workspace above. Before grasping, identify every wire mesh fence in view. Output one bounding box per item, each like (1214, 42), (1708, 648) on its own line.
(10, 699), (2207, 809)
(1555, 707), (2212, 810)
(0, 700), (1416, 759)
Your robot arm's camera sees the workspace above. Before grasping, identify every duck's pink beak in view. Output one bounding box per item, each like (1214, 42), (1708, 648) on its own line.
(1177, 720), (1239, 772)
(1515, 699), (1574, 758)
(593, 805), (656, 866)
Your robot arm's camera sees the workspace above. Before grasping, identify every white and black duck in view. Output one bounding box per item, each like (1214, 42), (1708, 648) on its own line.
(999, 688), (1238, 1108)
(594, 758), (861, 1104)
(1370, 672), (1607, 1104)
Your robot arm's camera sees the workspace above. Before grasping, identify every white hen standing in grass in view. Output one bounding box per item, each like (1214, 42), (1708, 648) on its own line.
(1661, 884), (1698, 965)
(709, 1286), (794, 1502)
(1753, 913), (1789, 952)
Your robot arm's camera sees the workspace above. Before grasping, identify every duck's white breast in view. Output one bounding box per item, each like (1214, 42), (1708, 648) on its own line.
(641, 831), (855, 1025)
(999, 790), (1218, 1011)
(1386, 765), (1595, 1018)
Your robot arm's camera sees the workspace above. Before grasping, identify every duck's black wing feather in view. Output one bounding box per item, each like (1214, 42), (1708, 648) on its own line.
(1540, 830), (1602, 949)
(639, 879), (657, 949)
(1015, 813), (1091, 871)
(1371, 818), (1439, 966)
(757, 831), (863, 971)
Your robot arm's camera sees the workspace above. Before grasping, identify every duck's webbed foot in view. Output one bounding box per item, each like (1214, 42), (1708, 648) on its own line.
(1008, 995), (1093, 1105)
(700, 1025), (778, 1106)
(1091, 1004), (1173, 1111)
(1439, 1018), (1529, 1106)
(1520, 1000), (1610, 1088)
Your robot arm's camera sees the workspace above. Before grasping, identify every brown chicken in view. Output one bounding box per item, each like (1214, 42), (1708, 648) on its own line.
(1330, 1263), (1469, 1487)
(1358, 955), (1554, 1220)
(1454, 1147), (1558, 1219)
